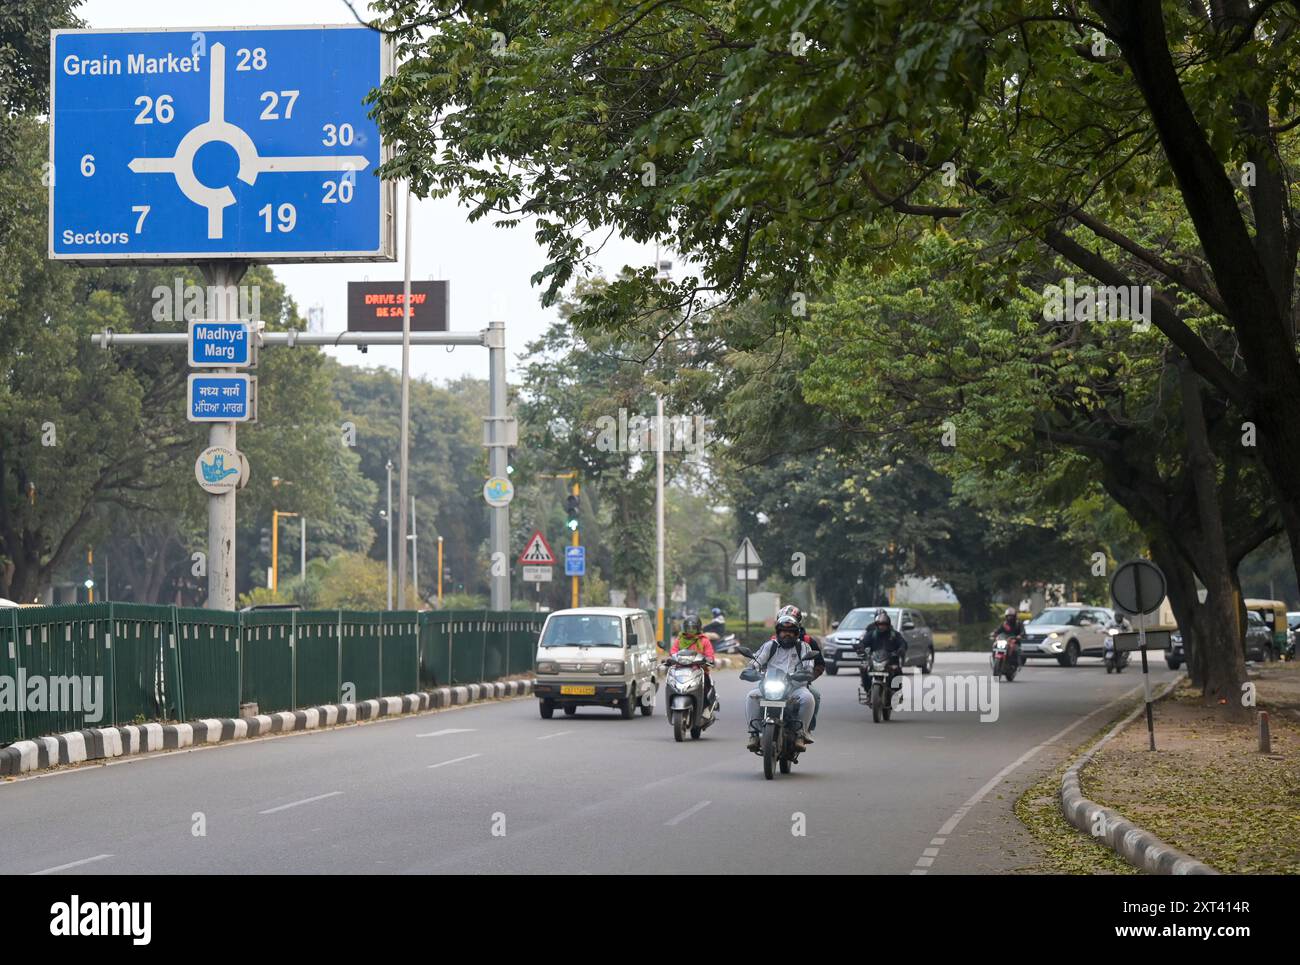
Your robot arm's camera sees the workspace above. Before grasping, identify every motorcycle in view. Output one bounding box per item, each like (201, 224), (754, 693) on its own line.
(1103, 634), (1130, 673)
(738, 647), (813, 780)
(859, 647), (902, 722)
(991, 633), (1020, 682)
(663, 650), (718, 741)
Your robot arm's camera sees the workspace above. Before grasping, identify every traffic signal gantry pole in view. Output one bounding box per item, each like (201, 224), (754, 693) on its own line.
(91, 324), (512, 612)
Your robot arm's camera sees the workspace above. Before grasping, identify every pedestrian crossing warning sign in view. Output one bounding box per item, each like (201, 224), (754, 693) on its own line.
(518, 531), (556, 565)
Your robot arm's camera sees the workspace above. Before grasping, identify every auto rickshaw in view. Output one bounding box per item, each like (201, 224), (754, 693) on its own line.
(1243, 599), (1291, 661)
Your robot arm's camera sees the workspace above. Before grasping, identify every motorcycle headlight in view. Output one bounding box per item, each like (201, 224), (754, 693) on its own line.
(536, 660), (558, 674)
(762, 680), (784, 699)
(600, 660), (625, 675)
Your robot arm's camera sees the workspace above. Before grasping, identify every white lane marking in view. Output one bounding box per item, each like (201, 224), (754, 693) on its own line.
(259, 791), (343, 815)
(416, 728), (476, 738)
(922, 847), (940, 857)
(428, 754), (482, 770)
(30, 854), (113, 875)
(930, 838), (946, 846)
(912, 682), (1145, 873)
(536, 730), (572, 741)
(910, 869), (928, 876)
(664, 800), (712, 827)
(925, 736), (944, 740)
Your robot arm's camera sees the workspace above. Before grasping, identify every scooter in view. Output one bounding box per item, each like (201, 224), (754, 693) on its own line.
(705, 630), (740, 653)
(663, 650), (718, 741)
(738, 647), (813, 779)
(991, 633), (1020, 681)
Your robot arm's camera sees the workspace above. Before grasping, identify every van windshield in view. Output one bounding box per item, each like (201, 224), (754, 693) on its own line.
(540, 615), (624, 648)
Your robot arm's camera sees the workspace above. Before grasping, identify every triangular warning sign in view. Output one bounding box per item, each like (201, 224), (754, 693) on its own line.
(518, 530), (556, 565)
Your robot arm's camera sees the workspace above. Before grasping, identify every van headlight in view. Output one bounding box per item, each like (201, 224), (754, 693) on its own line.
(536, 660), (558, 674)
(600, 660), (625, 675)
(762, 680), (784, 699)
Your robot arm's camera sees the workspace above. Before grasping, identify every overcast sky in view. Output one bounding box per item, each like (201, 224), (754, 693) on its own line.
(77, 0), (658, 383)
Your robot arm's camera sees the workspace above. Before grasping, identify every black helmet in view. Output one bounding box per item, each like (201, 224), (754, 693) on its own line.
(775, 610), (800, 648)
(682, 615), (702, 636)
(874, 608), (891, 628)
(711, 607), (723, 618)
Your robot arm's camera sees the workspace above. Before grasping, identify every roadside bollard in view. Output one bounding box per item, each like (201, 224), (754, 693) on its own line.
(1259, 711), (1271, 754)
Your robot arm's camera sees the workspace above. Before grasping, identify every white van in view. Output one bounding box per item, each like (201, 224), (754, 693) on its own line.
(532, 608), (659, 719)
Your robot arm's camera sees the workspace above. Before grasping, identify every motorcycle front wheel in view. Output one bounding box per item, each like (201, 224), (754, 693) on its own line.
(871, 681), (884, 723)
(672, 710), (686, 742)
(762, 723), (776, 780)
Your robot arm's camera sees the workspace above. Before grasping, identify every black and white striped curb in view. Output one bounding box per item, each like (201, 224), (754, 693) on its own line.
(1059, 674), (1218, 875)
(0, 679), (533, 777)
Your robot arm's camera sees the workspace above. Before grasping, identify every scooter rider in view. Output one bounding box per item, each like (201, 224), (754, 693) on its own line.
(702, 607), (726, 637)
(671, 615), (717, 708)
(746, 609), (817, 752)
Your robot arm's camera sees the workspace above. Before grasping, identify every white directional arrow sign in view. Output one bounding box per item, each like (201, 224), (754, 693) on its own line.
(128, 43), (369, 240)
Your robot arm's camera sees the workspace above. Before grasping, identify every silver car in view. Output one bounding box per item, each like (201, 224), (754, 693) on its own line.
(821, 607), (935, 675)
(1019, 604), (1123, 666)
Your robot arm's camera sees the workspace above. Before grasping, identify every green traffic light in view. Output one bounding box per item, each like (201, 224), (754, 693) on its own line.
(566, 518), (578, 531)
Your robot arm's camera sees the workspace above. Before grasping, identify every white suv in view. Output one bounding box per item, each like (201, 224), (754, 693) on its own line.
(1018, 604), (1123, 667)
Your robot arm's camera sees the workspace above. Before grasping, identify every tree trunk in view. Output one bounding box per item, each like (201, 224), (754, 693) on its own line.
(1179, 365), (1248, 713)
(1149, 534), (1202, 686)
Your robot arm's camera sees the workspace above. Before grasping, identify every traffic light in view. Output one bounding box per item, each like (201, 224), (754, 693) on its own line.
(259, 528), (271, 556)
(565, 493), (579, 532)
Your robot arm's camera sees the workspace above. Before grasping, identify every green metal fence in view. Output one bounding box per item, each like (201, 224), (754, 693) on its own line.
(0, 604), (544, 746)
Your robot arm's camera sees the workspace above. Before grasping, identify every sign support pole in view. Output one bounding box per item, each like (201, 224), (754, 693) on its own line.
(397, 182), (413, 609)
(202, 261), (246, 611)
(1139, 609), (1155, 750)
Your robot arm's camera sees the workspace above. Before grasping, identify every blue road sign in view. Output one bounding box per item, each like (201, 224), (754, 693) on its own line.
(188, 373), (253, 422)
(565, 545), (586, 577)
(189, 320), (252, 367)
(50, 26), (394, 263)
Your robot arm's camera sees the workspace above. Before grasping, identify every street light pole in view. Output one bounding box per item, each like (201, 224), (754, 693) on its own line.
(656, 394), (665, 647)
(410, 495), (419, 606)
(386, 458), (393, 611)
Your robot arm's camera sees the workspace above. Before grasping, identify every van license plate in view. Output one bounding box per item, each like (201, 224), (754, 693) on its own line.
(759, 699), (786, 708)
(560, 685), (595, 696)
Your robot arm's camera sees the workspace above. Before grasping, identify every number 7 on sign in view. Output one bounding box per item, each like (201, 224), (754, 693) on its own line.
(127, 42), (369, 240)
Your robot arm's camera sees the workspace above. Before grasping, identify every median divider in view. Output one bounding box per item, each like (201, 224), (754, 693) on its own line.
(0, 678), (535, 776)
(1058, 673), (1218, 875)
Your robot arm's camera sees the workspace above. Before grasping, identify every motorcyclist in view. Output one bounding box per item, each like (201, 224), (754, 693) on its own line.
(746, 608), (817, 752)
(855, 608), (907, 693)
(701, 607), (726, 636)
(993, 606), (1025, 666)
(995, 606), (1024, 639)
(670, 615), (717, 708)
(773, 604), (825, 731)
